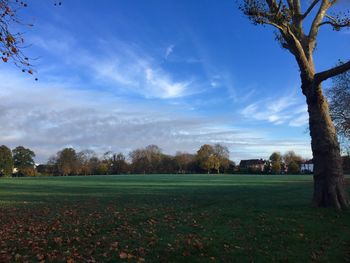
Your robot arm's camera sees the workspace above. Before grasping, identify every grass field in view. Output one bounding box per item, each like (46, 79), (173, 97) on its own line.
(0, 174), (350, 262)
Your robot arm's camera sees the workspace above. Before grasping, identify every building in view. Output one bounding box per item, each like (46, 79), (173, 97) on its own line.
(239, 159), (266, 173)
(300, 159), (313, 174)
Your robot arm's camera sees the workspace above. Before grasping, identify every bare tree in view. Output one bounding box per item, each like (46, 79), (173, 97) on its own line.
(240, 0), (350, 208)
(327, 70), (350, 151)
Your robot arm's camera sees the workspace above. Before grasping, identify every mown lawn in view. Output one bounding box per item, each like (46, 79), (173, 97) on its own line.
(0, 174), (349, 262)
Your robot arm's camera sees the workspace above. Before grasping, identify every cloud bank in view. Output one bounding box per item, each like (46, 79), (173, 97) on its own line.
(0, 69), (312, 163)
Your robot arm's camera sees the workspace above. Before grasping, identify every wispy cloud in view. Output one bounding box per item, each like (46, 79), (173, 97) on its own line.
(85, 51), (193, 98)
(241, 92), (308, 127)
(165, 44), (175, 59)
(31, 33), (196, 99)
(145, 67), (191, 98)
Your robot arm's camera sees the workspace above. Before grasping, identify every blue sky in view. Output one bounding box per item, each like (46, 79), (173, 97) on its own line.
(0, 0), (349, 163)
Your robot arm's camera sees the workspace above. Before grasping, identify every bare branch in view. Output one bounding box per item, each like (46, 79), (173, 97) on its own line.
(302, 0), (320, 19)
(319, 20), (350, 29)
(315, 60), (350, 84)
(318, 14), (350, 30)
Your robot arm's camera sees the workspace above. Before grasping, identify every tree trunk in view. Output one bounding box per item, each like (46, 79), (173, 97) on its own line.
(306, 84), (349, 209)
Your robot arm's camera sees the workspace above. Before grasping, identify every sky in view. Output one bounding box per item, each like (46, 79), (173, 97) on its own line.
(0, 0), (349, 163)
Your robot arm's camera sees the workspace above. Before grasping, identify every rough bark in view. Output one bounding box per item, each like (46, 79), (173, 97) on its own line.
(306, 83), (349, 209)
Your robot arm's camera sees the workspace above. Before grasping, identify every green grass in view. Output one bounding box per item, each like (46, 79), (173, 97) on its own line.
(0, 174), (349, 262)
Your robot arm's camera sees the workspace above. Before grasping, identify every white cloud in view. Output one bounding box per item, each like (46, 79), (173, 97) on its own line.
(289, 112), (309, 127)
(144, 67), (190, 98)
(0, 70), (312, 163)
(241, 93), (309, 127)
(165, 44), (175, 59)
(31, 34), (195, 99)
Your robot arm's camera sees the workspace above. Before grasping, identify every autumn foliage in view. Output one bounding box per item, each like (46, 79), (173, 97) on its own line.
(0, 0), (34, 73)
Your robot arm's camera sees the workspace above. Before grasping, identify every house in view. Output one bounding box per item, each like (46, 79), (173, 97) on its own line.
(300, 159), (313, 174)
(239, 159), (266, 173)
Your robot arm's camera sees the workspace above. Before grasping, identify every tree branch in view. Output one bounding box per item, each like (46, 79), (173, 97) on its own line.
(286, 0), (293, 10)
(308, 0), (331, 53)
(265, 20), (285, 30)
(315, 60), (350, 84)
(318, 14), (350, 29)
(319, 20), (350, 28)
(284, 25), (310, 70)
(293, 0), (301, 15)
(302, 0), (320, 19)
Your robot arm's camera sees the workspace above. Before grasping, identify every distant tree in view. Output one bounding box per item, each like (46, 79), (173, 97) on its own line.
(56, 148), (80, 176)
(111, 153), (129, 174)
(207, 155), (220, 174)
(283, 151), (302, 166)
(271, 161), (281, 174)
(46, 155), (59, 175)
(12, 146), (35, 176)
(240, 0), (350, 208)
(269, 152), (282, 174)
(129, 145), (162, 174)
(36, 164), (56, 176)
(196, 144), (231, 174)
(102, 151), (114, 174)
(327, 70), (350, 152)
(283, 151), (302, 174)
(288, 161), (300, 174)
(263, 161), (271, 174)
(78, 149), (97, 175)
(144, 145), (162, 173)
(270, 152), (282, 163)
(0, 145), (13, 176)
(213, 144), (230, 173)
(88, 157), (101, 175)
(129, 148), (148, 174)
(175, 152), (196, 173)
(197, 144), (215, 173)
(226, 160), (237, 174)
(97, 162), (109, 175)
(159, 154), (177, 174)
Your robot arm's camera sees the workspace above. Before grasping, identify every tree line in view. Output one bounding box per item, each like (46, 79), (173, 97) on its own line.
(1, 144), (349, 177)
(0, 144), (234, 176)
(0, 144), (350, 176)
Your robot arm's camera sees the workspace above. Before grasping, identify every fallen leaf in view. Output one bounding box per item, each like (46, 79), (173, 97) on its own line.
(119, 252), (128, 259)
